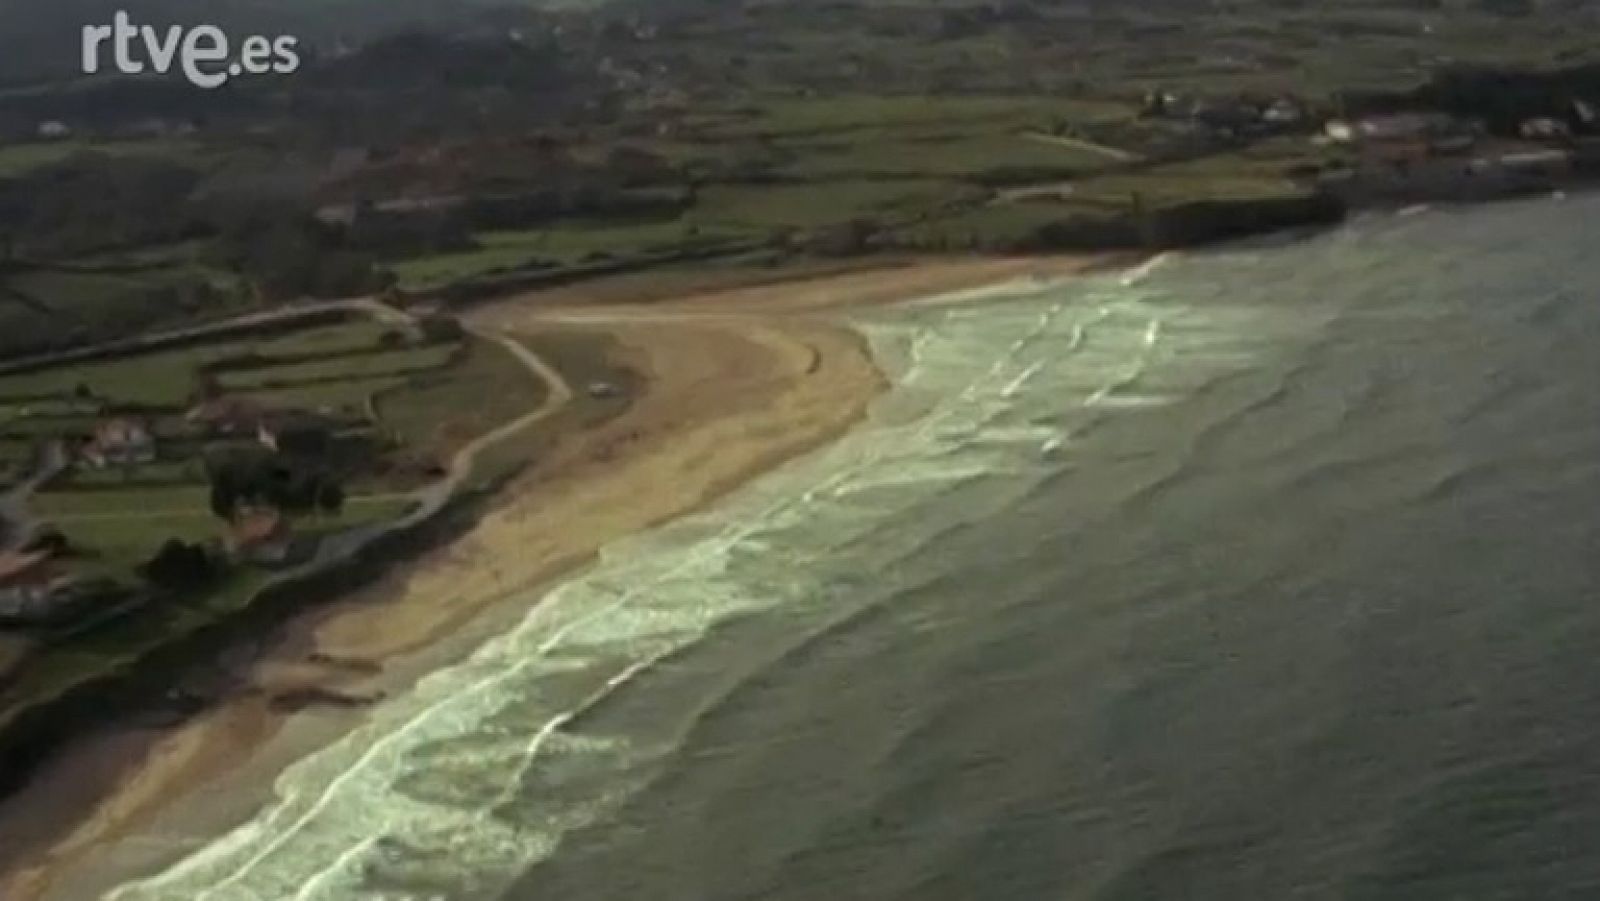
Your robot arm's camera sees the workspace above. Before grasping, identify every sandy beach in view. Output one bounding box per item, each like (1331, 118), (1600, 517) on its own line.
(0, 254), (1106, 901)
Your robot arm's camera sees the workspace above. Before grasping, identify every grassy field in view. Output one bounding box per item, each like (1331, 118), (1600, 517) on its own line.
(218, 344), (458, 390)
(695, 179), (975, 229)
(0, 263), (254, 361)
(688, 95), (1129, 141)
(0, 138), (208, 177)
(390, 219), (755, 291)
(466, 327), (639, 488)
(377, 92), (1153, 284)
(0, 313), (486, 576)
(38, 491), (415, 572)
(780, 132), (1125, 181)
(375, 335), (547, 463)
(0, 319), (399, 407)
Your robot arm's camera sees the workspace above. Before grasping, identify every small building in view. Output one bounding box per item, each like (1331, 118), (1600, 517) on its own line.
(36, 120), (71, 140)
(1486, 148), (1574, 176)
(0, 576), (92, 628)
(1360, 112), (1458, 141)
(1327, 112), (1478, 166)
(1327, 112), (1468, 144)
(1141, 89), (1186, 118)
(1262, 98), (1306, 126)
(82, 417), (157, 469)
(0, 551), (87, 630)
(1519, 117), (1573, 141)
(313, 204), (359, 227)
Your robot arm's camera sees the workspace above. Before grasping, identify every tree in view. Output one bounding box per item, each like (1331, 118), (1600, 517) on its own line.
(209, 478), (240, 522)
(317, 480), (347, 517)
(418, 314), (466, 344)
(140, 540), (219, 591)
(809, 218), (879, 256)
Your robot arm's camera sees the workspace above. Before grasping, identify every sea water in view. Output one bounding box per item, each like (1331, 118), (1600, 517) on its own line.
(109, 194), (1600, 900)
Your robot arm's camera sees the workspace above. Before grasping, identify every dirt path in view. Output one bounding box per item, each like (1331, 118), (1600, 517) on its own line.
(445, 331), (574, 481)
(1023, 130), (1142, 162)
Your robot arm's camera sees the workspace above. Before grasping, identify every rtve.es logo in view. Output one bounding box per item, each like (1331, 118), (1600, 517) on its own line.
(82, 12), (300, 90)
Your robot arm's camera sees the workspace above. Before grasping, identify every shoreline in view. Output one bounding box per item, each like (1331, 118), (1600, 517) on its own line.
(0, 253), (1110, 901)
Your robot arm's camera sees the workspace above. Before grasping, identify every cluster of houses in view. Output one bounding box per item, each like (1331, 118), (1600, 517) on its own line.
(23, 117), (199, 143)
(79, 417), (156, 470)
(0, 393), (358, 630)
(1317, 107), (1590, 200)
(65, 400), (343, 472)
(0, 543), (126, 631)
(1140, 87), (1593, 190)
(1141, 90), (1309, 137)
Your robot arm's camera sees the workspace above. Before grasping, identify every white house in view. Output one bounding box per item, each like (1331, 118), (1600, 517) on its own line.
(82, 418), (156, 469)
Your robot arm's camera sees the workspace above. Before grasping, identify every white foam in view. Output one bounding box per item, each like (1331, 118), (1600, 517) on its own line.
(1081, 394), (1178, 410)
(106, 266), (1284, 901)
(1119, 251), (1177, 287)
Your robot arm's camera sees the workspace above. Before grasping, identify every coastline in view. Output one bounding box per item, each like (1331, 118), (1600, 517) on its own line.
(0, 253), (1109, 901)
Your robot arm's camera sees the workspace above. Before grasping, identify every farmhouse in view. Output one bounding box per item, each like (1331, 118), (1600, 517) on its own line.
(1478, 147), (1574, 177)
(1519, 117), (1573, 141)
(0, 550), (84, 629)
(81, 417), (157, 469)
(1325, 112), (1476, 161)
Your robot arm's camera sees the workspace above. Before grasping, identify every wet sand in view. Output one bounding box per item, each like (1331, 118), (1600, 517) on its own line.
(0, 254), (1105, 901)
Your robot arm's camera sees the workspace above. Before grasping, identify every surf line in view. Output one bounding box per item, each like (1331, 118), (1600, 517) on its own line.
(1120, 250), (1177, 287)
(139, 304), (1054, 898)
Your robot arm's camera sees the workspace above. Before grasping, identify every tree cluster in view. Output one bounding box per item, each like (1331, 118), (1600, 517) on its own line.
(0, 154), (204, 259)
(138, 539), (220, 592)
(206, 448), (346, 522)
(207, 208), (392, 302)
